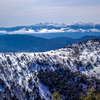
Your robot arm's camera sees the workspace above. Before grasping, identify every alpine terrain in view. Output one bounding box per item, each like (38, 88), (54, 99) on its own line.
(0, 38), (100, 100)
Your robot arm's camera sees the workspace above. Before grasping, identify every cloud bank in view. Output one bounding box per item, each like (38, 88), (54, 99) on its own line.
(0, 28), (100, 34)
(0, 22), (100, 34)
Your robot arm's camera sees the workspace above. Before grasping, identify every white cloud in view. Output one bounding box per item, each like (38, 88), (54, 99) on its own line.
(37, 28), (65, 33)
(8, 28), (65, 34)
(0, 31), (7, 33)
(0, 27), (100, 34)
(66, 29), (78, 32)
(8, 28), (35, 34)
(79, 29), (87, 32)
(89, 29), (100, 32)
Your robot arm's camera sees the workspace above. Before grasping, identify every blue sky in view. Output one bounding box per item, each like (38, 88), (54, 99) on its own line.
(0, 0), (100, 27)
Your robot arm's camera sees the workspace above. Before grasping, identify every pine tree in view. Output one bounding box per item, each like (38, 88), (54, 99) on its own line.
(80, 86), (100, 100)
(52, 92), (62, 100)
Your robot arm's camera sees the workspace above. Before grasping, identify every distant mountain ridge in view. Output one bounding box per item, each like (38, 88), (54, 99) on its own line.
(0, 22), (100, 30)
(0, 34), (100, 52)
(0, 22), (100, 39)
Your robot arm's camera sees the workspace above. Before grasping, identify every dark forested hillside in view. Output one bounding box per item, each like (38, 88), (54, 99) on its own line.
(38, 67), (100, 100)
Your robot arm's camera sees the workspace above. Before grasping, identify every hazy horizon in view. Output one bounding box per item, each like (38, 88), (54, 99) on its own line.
(0, 0), (100, 27)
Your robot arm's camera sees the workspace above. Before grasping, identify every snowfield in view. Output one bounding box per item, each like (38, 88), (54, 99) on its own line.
(0, 38), (100, 99)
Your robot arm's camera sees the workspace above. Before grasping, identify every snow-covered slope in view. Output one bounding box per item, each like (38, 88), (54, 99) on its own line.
(0, 38), (100, 99)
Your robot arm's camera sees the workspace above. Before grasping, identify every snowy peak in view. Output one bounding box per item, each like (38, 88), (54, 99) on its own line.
(0, 22), (100, 34)
(66, 22), (95, 26)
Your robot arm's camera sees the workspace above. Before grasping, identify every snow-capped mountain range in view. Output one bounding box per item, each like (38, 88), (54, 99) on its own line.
(0, 38), (100, 99)
(0, 22), (100, 34)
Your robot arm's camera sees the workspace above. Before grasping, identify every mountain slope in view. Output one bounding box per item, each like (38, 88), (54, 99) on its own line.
(0, 38), (100, 99)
